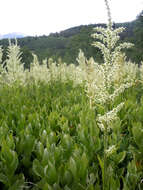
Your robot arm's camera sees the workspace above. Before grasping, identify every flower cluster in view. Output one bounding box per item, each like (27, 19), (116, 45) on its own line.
(81, 23), (135, 108)
(0, 34), (139, 100)
(0, 46), (5, 76)
(92, 26), (133, 65)
(97, 102), (124, 131)
(0, 40), (25, 86)
(139, 61), (143, 83)
(0, 43), (89, 87)
(0, 46), (3, 63)
(105, 145), (117, 157)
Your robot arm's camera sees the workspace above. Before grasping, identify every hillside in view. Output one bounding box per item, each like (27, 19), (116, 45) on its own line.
(0, 33), (26, 40)
(0, 10), (142, 67)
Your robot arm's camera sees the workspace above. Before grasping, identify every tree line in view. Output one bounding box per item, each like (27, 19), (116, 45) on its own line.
(0, 10), (143, 68)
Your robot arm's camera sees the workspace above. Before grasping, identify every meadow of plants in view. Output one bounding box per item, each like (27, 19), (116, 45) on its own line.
(0, 2), (143, 190)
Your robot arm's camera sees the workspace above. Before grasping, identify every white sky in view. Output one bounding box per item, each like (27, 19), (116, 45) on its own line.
(0, 0), (143, 36)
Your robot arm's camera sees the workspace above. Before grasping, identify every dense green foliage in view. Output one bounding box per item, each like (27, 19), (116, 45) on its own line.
(0, 11), (143, 65)
(0, 81), (143, 190)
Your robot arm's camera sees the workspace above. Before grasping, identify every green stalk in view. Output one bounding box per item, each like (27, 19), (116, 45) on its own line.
(103, 123), (108, 190)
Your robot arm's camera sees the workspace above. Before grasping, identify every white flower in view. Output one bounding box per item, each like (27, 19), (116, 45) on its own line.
(97, 102), (124, 129)
(105, 145), (117, 157)
(3, 40), (25, 86)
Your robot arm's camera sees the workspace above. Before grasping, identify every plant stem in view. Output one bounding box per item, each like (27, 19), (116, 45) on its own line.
(103, 124), (108, 190)
(104, 0), (112, 29)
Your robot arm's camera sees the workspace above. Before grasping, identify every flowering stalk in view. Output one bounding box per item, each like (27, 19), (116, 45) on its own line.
(87, 1), (135, 189)
(104, 0), (112, 29)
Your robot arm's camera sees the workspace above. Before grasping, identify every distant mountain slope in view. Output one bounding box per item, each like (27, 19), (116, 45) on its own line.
(0, 10), (142, 66)
(0, 33), (26, 39)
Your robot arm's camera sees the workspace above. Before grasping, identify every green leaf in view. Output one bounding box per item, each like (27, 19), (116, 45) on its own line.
(40, 130), (47, 144)
(1, 142), (13, 163)
(132, 122), (143, 150)
(23, 135), (35, 155)
(6, 134), (15, 150)
(42, 148), (49, 165)
(9, 151), (19, 174)
(53, 183), (61, 190)
(94, 184), (101, 190)
(68, 157), (77, 179)
(116, 151), (126, 164)
(64, 186), (71, 190)
(109, 177), (120, 190)
(45, 161), (58, 185)
(112, 151), (126, 164)
(86, 173), (96, 185)
(48, 132), (57, 144)
(33, 159), (44, 178)
(94, 138), (101, 152)
(9, 174), (25, 190)
(1, 143), (18, 176)
(36, 141), (44, 160)
(79, 152), (88, 179)
(97, 155), (104, 184)
(43, 183), (52, 190)
(62, 170), (73, 186)
(0, 173), (8, 184)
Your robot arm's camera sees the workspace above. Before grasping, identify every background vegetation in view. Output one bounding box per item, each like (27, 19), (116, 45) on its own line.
(0, 10), (143, 68)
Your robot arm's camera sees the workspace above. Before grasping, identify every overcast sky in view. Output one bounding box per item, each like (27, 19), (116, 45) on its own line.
(0, 0), (143, 36)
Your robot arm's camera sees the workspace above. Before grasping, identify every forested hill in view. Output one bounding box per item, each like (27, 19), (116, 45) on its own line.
(0, 10), (143, 67)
